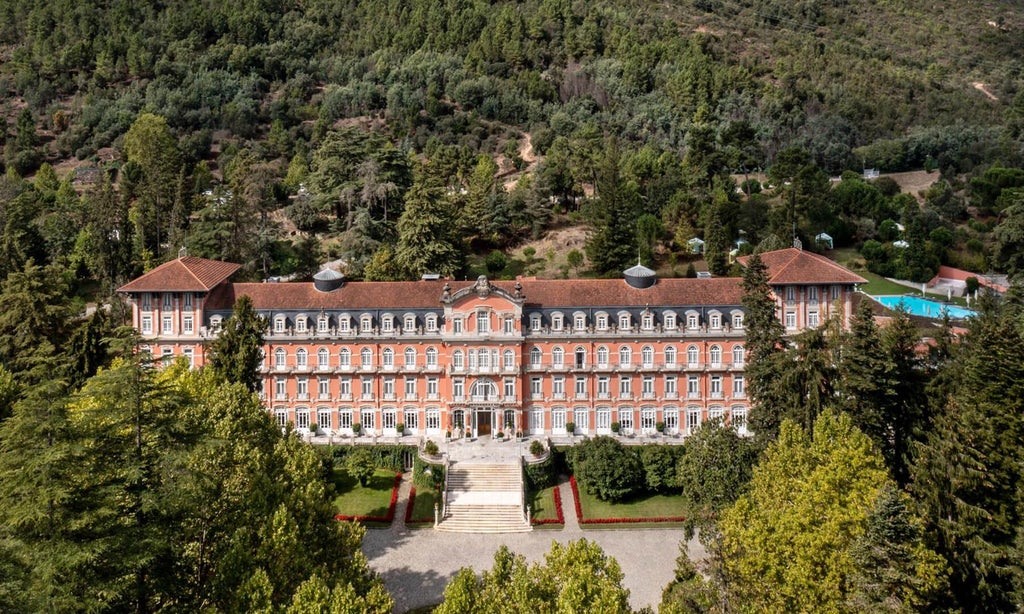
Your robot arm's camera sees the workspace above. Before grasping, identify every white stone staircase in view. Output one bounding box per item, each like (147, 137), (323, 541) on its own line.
(436, 461), (532, 533)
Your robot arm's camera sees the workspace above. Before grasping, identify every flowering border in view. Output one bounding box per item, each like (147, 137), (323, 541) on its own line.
(569, 475), (687, 525)
(335, 473), (401, 523)
(531, 484), (565, 525)
(404, 486), (418, 524)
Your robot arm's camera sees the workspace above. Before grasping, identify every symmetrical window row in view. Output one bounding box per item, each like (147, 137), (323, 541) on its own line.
(526, 344), (744, 368)
(271, 312), (441, 334)
(526, 309), (744, 332)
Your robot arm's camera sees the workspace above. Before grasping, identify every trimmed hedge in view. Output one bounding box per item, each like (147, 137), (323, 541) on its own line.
(524, 454), (555, 490)
(413, 454), (445, 490)
(329, 444), (415, 472)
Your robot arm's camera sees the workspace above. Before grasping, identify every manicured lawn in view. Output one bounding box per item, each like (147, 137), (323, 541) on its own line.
(332, 468), (398, 518)
(407, 484), (442, 526)
(527, 485), (562, 524)
(573, 478), (688, 523)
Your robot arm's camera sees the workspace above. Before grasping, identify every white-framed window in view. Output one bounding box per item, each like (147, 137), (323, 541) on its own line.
(552, 376), (565, 398)
(664, 407), (679, 433)
(686, 406), (702, 435)
(295, 316), (308, 333)
(275, 377), (286, 399)
(476, 311), (489, 333)
(318, 407), (333, 430)
(339, 348), (351, 368)
(404, 315), (416, 331)
(618, 407), (634, 432)
(361, 377), (373, 399)
(641, 346), (654, 368)
(687, 313), (699, 330)
(687, 375), (700, 399)
(382, 377), (395, 399)
(183, 315), (194, 334)
(808, 311), (820, 328)
(574, 314), (586, 330)
(426, 377), (438, 399)
(405, 376), (417, 398)
(339, 377), (351, 398)
(182, 293), (193, 310)
(274, 407), (288, 428)
(338, 316), (351, 333)
(596, 406), (611, 430)
(733, 345), (745, 366)
(295, 408), (310, 430)
(731, 406), (748, 434)
(552, 407), (566, 432)
(360, 348), (372, 368)
(710, 375), (723, 398)
(162, 293), (172, 310)
(786, 286), (796, 301)
(426, 408), (440, 431)
(529, 407), (544, 434)
(530, 347), (542, 367)
(318, 315), (330, 333)
(504, 378), (515, 399)
(426, 347), (438, 367)
(296, 348), (308, 368)
(275, 348), (287, 369)
(318, 348), (330, 369)
(453, 350), (464, 370)
(360, 315), (372, 331)
(141, 315), (153, 334)
(162, 315), (173, 334)
(619, 376), (632, 398)
(382, 348), (395, 368)
(619, 346), (632, 367)
(687, 345), (699, 367)
(574, 406), (589, 432)
(551, 313), (564, 331)
(182, 347), (194, 368)
(552, 347), (564, 368)
(360, 408), (375, 431)
(597, 376), (610, 398)
(641, 406), (656, 431)
(503, 350), (515, 370)
(382, 408), (397, 430)
(404, 347), (416, 368)
(425, 314), (438, 332)
(785, 311), (797, 329)
(597, 346), (609, 367)
(733, 375), (745, 397)
(318, 377), (330, 399)
(530, 377), (543, 399)
(664, 312), (677, 329)
(732, 312), (744, 328)
(596, 313), (609, 330)
(575, 376), (587, 399)
(709, 404), (725, 422)
(665, 375), (677, 397)
(710, 345), (722, 366)
(642, 312), (654, 330)
(404, 407), (418, 430)
(501, 316), (513, 334)
(618, 313), (631, 330)
(665, 346), (677, 367)
(530, 314), (542, 332)
(574, 347), (586, 368)
(452, 318), (463, 334)
(453, 378), (465, 400)
(339, 407), (353, 430)
(642, 375), (654, 398)
(296, 377), (309, 399)
(709, 312), (722, 329)
(809, 286), (818, 302)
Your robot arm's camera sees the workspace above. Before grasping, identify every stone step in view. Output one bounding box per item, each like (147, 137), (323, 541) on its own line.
(436, 460), (530, 533)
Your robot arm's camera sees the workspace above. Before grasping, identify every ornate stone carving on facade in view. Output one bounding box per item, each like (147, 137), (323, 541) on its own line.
(475, 275), (491, 298)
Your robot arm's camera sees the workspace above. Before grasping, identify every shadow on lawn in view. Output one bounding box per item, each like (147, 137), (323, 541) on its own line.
(332, 469), (396, 519)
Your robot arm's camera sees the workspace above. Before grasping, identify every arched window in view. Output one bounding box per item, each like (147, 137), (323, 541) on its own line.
(317, 315), (330, 333)
(404, 315), (416, 331)
(295, 316), (308, 333)
(425, 347), (438, 367)
(273, 316), (286, 333)
(404, 347), (416, 368)
(453, 350), (465, 370)
(317, 348), (329, 368)
(618, 313), (631, 330)
(687, 345), (699, 367)
(709, 345), (722, 366)
(733, 345), (745, 366)
(503, 349), (515, 370)
(381, 315), (394, 332)
(274, 348), (286, 368)
(296, 348), (308, 367)
(665, 346), (677, 366)
(552, 347), (564, 367)
(641, 345), (654, 367)
(339, 348), (351, 367)
(360, 348), (372, 368)
(619, 346), (632, 367)
(597, 346), (609, 367)
(382, 348), (394, 367)
(530, 347), (542, 367)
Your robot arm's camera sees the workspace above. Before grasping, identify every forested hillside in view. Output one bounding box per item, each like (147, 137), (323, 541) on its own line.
(0, 0), (1022, 288)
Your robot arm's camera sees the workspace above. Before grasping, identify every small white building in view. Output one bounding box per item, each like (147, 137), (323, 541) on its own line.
(687, 237), (705, 254)
(814, 233), (833, 250)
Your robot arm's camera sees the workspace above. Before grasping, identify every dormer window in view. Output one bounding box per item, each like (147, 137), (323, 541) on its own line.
(551, 313), (564, 331)
(642, 312), (654, 330)
(425, 314), (438, 332)
(274, 316), (286, 334)
(317, 315), (330, 333)
(210, 316), (223, 331)
(664, 312), (677, 329)
(381, 315), (394, 333)
(295, 316), (308, 333)
(360, 315), (372, 331)
(339, 316), (351, 333)
(596, 313), (609, 331)
(732, 312), (744, 329)
(404, 315), (416, 331)
(574, 314), (586, 330)
(687, 313), (699, 330)
(530, 315), (542, 332)
(618, 313), (631, 330)
(709, 312), (722, 329)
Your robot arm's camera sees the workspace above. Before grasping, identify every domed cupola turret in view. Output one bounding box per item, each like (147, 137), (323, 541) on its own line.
(623, 262), (656, 289)
(313, 268), (345, 293)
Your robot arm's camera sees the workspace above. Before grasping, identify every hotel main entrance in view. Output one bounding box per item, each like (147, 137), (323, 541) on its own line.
(476, 409), (492, 437)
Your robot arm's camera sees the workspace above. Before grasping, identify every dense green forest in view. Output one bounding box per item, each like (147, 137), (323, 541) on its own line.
(0, 0), (1022, 289)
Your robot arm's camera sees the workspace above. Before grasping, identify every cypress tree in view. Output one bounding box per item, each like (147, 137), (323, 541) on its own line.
(208, 295), (266, 393)
(740, 253), (785, 446)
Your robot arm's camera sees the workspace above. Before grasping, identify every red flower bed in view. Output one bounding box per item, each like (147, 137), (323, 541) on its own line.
(532, 484), (565, 525)
(404, 486), (417, 524)
(335, 473), (401, 523)
(569, 475), (687, 525)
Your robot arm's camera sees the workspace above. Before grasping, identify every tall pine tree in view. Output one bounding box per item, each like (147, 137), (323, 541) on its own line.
(208, 294), (266, 392)
(740, 253), (785, 446)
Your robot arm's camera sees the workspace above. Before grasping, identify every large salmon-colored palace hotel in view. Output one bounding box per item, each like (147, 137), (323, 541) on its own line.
(118, 248), (865, 439)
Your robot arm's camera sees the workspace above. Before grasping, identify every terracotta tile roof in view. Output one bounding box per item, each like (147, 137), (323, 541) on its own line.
(737, 248), (866, 285)
(204, 277), (746, 312)
(117, 257), (242, 293)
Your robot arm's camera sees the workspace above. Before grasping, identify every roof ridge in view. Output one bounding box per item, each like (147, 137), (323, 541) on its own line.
(179, 257), (207, 289)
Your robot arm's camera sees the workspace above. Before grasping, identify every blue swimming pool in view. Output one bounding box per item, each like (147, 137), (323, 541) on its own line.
(873, 295), (976, 319)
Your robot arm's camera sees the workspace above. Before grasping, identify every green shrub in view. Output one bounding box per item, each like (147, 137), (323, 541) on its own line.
(345, 447), (376, 487)
(640, 445), (679, 493)
(530, 439), (545, 456)
(525, 455), (555, 490)
(567, 436), (643, 502)
(424, 440), (439, 456)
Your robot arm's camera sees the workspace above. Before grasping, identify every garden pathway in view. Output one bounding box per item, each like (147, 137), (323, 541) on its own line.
(362, 468), (704, 613)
